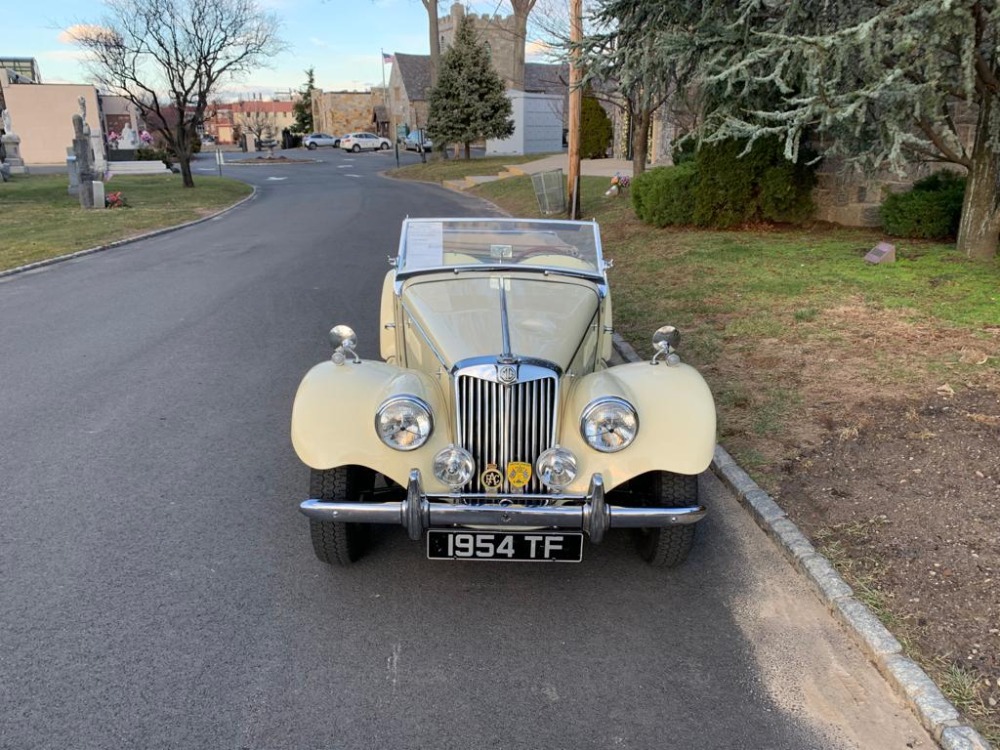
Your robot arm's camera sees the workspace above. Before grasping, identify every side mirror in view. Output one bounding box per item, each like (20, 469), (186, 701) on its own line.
(329, 324), (360, 364)
(651, 325), (681, 366)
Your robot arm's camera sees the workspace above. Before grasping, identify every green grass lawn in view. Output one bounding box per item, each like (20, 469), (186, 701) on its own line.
(386, 153), (558, 183)
(473, 174), (1000, 339)
(0, 173), (253, 272)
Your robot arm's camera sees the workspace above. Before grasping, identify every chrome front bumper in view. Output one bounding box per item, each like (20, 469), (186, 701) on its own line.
(298, 470), (706, 544)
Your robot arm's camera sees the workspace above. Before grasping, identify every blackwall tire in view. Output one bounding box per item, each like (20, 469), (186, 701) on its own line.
(307, 143), (317, 150)
(352, 144), (361, 152)
(308, 466), (376, 566)
(633, 471), (699, 568)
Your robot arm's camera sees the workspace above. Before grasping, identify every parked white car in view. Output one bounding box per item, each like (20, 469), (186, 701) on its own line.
(341, 132), (392, 152)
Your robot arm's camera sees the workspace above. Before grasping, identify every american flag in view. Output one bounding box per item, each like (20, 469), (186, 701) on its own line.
(382, 52), (395, 64)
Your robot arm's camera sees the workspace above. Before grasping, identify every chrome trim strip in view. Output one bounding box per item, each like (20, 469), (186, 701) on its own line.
(398, 298), (449, 369)
(451, 357), (563, 378)
(395, 265), (606, 287)
(298, 473), (708, 543)
(498, 281), (513, 361)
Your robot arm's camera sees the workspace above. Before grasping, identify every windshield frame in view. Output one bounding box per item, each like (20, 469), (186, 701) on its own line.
(393, 217), (608, 284)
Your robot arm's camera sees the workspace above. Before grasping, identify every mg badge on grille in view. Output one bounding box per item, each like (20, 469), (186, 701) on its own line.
(497, 364), (517, 384)
(481, 464), (504, 491)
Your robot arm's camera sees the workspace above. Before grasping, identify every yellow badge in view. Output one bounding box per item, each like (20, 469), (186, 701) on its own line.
(506, 461), (532, 489)
(481, 464), (503, 491)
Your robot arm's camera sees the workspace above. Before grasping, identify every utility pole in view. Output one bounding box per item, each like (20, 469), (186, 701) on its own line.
(566, 0), (582, 219)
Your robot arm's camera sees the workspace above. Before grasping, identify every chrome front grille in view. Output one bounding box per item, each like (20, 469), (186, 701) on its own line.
(456, 367), (558, 494)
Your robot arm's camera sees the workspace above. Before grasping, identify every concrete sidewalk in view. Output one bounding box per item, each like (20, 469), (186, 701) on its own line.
(443, 153), (633, 191)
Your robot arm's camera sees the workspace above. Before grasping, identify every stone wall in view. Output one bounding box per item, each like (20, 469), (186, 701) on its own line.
(312, 91), (375, 136)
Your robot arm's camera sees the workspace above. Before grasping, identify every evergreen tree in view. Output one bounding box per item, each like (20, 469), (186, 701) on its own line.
(583, 0), (1000, 261)
(580, 93), (612, 159)
(292, 67), (315, 134)
(427, 15), (514, 160)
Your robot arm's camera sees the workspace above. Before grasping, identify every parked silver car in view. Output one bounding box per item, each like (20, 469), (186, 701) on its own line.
(303, 133), (340, 149)
(404, 130), (433, 152)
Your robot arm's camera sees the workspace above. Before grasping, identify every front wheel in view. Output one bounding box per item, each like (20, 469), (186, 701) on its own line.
(308, 466), (376, 565)
(351, 144), (361, 152)
(307, 142), (317, 150)
(380, 142), (390, 150)
(633, 471), (699, 568)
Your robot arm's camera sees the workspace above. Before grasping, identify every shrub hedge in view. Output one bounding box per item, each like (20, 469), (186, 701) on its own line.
(880, 171), (966, 240)
(630, 136), (818, 228)
(631, 163), (699, 227)
(693, 136), (817, 228)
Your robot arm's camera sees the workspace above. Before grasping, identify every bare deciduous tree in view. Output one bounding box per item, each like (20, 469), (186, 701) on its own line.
(236, 96), (277, 150)
(74, 0), (283, 187)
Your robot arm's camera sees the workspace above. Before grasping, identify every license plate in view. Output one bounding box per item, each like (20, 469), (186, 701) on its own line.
(426, 530), (583, 562)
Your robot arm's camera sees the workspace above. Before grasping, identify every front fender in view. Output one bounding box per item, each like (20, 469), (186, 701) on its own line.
(559, 361), (716, 491)
(290, 359), (453, 489)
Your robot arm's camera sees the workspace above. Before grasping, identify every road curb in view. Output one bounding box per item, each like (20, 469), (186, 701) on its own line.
(0, 185), (257, 281)
(612, 335), (992, 750)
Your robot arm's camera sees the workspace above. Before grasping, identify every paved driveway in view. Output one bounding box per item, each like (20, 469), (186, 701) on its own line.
(0, 149), (931, 749)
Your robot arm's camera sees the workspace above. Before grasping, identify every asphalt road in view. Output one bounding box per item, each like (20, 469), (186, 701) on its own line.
(0, 149), (931, 749)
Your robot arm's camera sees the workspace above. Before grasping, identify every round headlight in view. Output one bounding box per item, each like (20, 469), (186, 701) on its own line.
(433, 445), (475, 488)
(536, 445), (578, 490)
(375, 396), (433, 451)
(581, 397), (638, 452)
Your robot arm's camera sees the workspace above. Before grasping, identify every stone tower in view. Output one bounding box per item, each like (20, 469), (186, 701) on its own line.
(438, 2), (521, 90)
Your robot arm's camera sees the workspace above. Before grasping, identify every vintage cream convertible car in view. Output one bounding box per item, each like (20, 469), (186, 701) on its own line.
(292, 218), (716, 566)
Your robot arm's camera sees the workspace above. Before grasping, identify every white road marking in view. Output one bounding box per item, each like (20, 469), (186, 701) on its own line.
(266, 176), (287, 181)
(386, 643), (401, 692)
(337, 165), (352, 168)
(345, 174), (361, 178)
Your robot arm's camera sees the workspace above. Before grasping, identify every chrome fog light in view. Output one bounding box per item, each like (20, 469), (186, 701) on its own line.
(433, 445), (475, 488)
(536, 446), (578, 490)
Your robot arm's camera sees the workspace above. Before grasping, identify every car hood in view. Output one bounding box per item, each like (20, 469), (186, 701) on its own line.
(401, 274), (600, 370)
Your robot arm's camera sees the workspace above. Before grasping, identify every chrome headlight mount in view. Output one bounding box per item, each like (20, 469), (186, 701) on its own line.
(581, 397), (639, 453)
(375, 396), (433, 451)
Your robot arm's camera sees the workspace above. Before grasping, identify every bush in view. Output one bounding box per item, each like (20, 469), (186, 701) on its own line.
(135, 147), (172, 168)
(693, 136), (817, 228)
(880, 171), (966, 239)
(631, 163), (699, 227)
(580, 95), (613, 159)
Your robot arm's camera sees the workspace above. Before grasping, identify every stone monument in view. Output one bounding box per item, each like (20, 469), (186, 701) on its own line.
(72, 113), (97, 209)
(1, 108), (29, 175)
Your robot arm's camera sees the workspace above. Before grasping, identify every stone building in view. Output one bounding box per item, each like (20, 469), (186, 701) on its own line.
(311, 90), (381, 138)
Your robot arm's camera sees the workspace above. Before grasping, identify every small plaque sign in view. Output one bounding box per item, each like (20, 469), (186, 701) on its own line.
(864, 242), (896, 264)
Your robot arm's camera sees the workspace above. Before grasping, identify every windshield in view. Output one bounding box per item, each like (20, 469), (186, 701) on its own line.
(396, 219), (604, 278)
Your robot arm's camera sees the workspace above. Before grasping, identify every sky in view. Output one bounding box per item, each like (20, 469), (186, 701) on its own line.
(3, 0), (558, 100)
